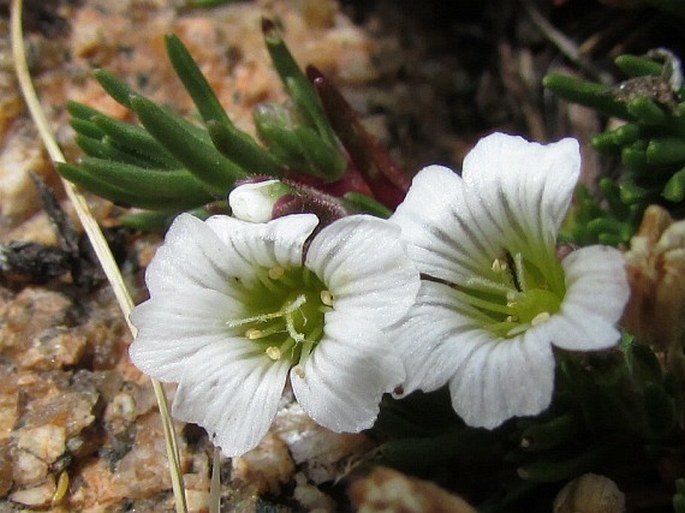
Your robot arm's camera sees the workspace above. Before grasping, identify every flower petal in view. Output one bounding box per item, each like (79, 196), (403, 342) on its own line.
(291, 312), (405, 433)
(462, 133), (580, 251)
(172, 342), (290, 457)
(550, 245), (629, 351)
(206, 213), (319, 271)
(391, 281), (488, 395)
(129, 289), (245, 381)
(145, 213), (255, 296)
(306, 215), (420, 328)
(448, 328), (556, 429)
(390, 166), (497, 283)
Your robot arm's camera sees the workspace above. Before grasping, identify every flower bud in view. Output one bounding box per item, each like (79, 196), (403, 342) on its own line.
(228, 179), (293, 223)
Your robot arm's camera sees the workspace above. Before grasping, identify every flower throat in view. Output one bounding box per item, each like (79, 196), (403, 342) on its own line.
(430, 248), (566, 339)
(225, 266), (332, 363)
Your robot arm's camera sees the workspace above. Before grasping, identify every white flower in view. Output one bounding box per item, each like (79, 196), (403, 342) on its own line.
(129, 212), (419, 456)
(390, 132), (630, 429)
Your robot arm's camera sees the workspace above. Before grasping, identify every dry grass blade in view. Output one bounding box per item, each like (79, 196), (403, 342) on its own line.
(209, 446), (222, 513)
(10, 1), (188, 511)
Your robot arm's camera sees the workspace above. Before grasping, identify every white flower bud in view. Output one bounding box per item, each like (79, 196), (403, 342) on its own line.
(228, 179), (292, 223)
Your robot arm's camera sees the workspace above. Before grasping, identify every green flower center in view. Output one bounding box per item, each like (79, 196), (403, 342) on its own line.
(226, 266), (332, 365)
(445, 247), (566, 339)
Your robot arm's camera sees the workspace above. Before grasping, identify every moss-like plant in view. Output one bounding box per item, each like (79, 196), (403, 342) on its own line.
(545, 49), (685, 246)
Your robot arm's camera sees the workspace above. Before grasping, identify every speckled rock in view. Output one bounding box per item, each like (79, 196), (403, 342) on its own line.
(231, 433), (295, 495)
(348, 467), (477, 513)
(554, 474), (626, 513)
(272, 399), (375, 484)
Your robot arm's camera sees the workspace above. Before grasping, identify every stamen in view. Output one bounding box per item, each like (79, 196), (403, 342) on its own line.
(451, 287), (515, 316)
(293, 365), (305, 379)
(506, 323), (532, 338)
(265, 346), (281, 360)
(320, 290), (334, 307)
(465, 275), (515, 295)
(491, 257), (509, 273)
(245, 324), (284, 339)
(306, 323), (324, 343)
(513, 252), (527, 292)
(256, 269), (282, 293)
(245, 328), (263, 340)
(531, 312), (551, 326)
(268, 266), (285, 280)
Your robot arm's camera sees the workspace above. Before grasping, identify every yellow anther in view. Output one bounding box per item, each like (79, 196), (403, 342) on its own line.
(320, 290), (334, 307)
(268, 266), (285, 280)
(265, 346), (281, 360)
(491, 258), (509, 273)
(531, 312), (551, 326)
(245, 328), (264, 340)
(293, 365), (305, 379)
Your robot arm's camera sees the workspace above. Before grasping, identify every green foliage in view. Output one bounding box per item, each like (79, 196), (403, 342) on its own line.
(62, 26), (347, 229)
(545, 49), (685, 246)
(560, 178), (642, 246)
(257, 19), (347, 180)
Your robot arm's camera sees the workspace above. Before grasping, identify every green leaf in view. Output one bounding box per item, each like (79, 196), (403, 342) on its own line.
(620, 181), (651, 204)
(119, 209), (182, 231)
(94, 69), (136, 109)
(78, 157), (210, 195)
(262, 18), (345, 180)
(164, 34), (232, 126)
(614, 54), (663, 77)
(92, 115), (179, 169)
(75, 134), (157, 167)
(599, 178), (630, 219)
(343, 192), (392, 218)
(57, 162), (210, 210)
(70, 117), (106, 140)
(67, 100), (102, 121)
(627, 96), (668, 125)
(95, 68), (213, 144)
(293, 125), (346, 178)
(612, 123), (641, 145)
(165, 34), (285, 174)
(130, 95), (246, 194)
(662, 166), (685, 201)
(519, 413), (580, 452)
(621, 144), (648, 170)
(543, 73), (634, 119)
(646, 137), (685, 165)
(206, 120), (282, 175)
(586, 217), (624, 239)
